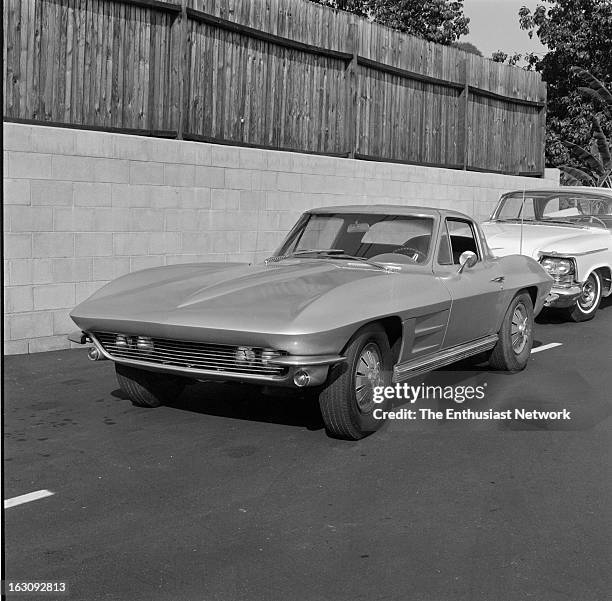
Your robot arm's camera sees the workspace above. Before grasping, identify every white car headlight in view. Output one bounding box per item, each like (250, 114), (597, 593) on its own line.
(540, 256), (575, 277)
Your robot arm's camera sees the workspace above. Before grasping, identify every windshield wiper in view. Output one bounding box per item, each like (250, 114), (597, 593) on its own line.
(265, 249), (391, 271)
(265, 249), (345, 263)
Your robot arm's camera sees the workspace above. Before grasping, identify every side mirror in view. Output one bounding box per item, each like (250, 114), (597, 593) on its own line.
(458, 250), (478, 273)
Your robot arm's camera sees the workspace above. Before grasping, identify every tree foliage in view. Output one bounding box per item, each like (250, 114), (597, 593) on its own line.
(452, 41), (482, 56)
(516, 0), (612, 170)
(309, 0), (469, 45)
(560, 68), (612, 188)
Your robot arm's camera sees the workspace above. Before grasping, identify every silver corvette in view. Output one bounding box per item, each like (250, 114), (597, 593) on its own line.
(70, 206), (552, 439)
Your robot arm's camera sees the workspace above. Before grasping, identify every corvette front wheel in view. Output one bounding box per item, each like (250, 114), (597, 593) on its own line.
(489, 292), (534, 372)
(115, 363), (187, 408)
(318, 324), (392, 440)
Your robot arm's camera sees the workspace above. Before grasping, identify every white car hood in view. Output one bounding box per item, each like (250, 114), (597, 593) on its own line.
(481, 221), (611, 258)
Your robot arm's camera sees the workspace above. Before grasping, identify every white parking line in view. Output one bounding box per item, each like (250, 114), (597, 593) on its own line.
(4, 489), (55, 509)
(531, 343), (563, 354)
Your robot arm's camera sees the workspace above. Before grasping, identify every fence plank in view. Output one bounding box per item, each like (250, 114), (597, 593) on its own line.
(3, 0), (546, 175)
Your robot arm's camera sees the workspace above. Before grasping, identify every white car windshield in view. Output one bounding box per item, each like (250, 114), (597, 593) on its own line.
(493, 192), (612, 229)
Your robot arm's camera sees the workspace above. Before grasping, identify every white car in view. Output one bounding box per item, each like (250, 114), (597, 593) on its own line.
(481, 187), (612, 321)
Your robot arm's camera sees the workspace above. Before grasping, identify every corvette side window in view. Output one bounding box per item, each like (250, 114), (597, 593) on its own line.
(445, 219), (479, 265)
(437, 222), (453, 265)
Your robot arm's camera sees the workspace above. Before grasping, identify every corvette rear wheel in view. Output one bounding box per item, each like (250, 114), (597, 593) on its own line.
(568, 271), (602, 322)
(318, 324), (392, 440)
(489, 292), (534, 372)
(115, 363), (187, 408)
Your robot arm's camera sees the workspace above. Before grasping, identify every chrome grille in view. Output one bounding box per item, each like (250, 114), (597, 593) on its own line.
(93, 332), (287, 377)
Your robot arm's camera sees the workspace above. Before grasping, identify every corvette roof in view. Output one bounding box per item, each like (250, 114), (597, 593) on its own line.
(306, 204), (470, 219)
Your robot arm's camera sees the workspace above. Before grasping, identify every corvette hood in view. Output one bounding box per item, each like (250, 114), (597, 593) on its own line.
(481, 221), (610, 258)
(71, 260), (424, 338)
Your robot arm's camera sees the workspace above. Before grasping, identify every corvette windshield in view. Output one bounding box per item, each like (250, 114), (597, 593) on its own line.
(493, 192), (612, 229)
(276, 213), (435, 264)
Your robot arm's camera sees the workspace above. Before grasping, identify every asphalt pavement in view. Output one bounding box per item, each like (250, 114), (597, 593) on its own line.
(3, 300), (612, 601)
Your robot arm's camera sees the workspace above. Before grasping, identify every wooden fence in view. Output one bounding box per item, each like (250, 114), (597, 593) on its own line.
(3, 0), (547, 175)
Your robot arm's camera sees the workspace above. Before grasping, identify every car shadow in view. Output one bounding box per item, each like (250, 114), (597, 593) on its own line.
(113, 382), (326, 431)
(536, 293), (612, 324)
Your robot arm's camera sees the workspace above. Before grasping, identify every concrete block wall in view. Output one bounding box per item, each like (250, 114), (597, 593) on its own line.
(3, 122), (559, 354)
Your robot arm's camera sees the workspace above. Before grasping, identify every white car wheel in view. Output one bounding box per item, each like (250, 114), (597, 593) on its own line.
(569, 271), (602, 322)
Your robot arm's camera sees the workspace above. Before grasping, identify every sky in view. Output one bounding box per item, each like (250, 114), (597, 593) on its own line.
(462, 0), (547, 60)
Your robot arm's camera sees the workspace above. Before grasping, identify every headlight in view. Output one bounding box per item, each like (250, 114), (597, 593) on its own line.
(540, 256), (575, 276)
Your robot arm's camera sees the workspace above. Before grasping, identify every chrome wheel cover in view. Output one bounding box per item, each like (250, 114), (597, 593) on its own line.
(354, 342), (383, 414)
(578, 274), (599, 312)
(511, 302), (531, 355)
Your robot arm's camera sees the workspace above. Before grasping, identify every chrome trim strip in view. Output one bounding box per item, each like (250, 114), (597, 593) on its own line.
(539, 248), (608, 258)
(393, 335), (498, 382)
(413, 323), (446, 337)
(268, 354), (346, 366)
(89, 333), (288, 382)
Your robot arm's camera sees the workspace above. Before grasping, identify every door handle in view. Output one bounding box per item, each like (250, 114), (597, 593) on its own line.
(491, 276), (505, 283)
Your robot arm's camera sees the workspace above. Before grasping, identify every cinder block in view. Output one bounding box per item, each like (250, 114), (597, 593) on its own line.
(3, 179), (31, 205)
(6, 206), (53, 232)
(51, 258), (93, 282)
(279, 211), (302, 230)
(73, 182), (112, 207)
(3, 340), (29, 355)
(112, 136), (151, 161)
(111, 184), (149, 207)
(239, 190), (266, 210)
(269, 151), (293, 173)
(30, 180), (73, 206)
(181, 188), (211, 209)
(113, 233), (151, 256)
(33, 283), (76, 310)
(147, 138), (181, 164)
(210, 210), (258, 231)
(9, 152), (53, 179)
(225, 252), (255, 263)
(165, 209), (203, 232)
(301, 174), (328, 194)
(29, 335), (71, 353)
(179, 141), (211, 166)
(224, 169), (252, 190)
(148, 186), (181, 209)
(148, 232), (181, 254)
(31, 127), (76, 154)
(53, 207), (96, 231)
(75, 281), (107, 303)
(5, 259), (54, 286)
(93, 256), (131, 280)
(258, 211), (281, 230)
(8, 311), (54, 339)
(195, 166), (225, 188)
(129, 161), (165, 185)
(239, 231), (258, 252)
(74, 232), (113, 257)
(3, 124), (33, 151)
(277, 172), (302, 192)
(4, 286), (34, 313)
(94, 158), (129, 183)
(212, 189), (240, 210)
(4, 234), (32, 258)
(209, 230), (240, 252)
(32, 233), (74, 258)
(239, 147), (268, 170)
(127, 209), (164, 232)
(164, 163), (195, 187)
(130, 255), (165, 272)
(252, 171), (278, 191)
(51, 155), (95, 181)
(52, 309), (76, 335)
(75, 129), (115, 157)
(182, 232), (213, 253)
(211, 145), (240, 168)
